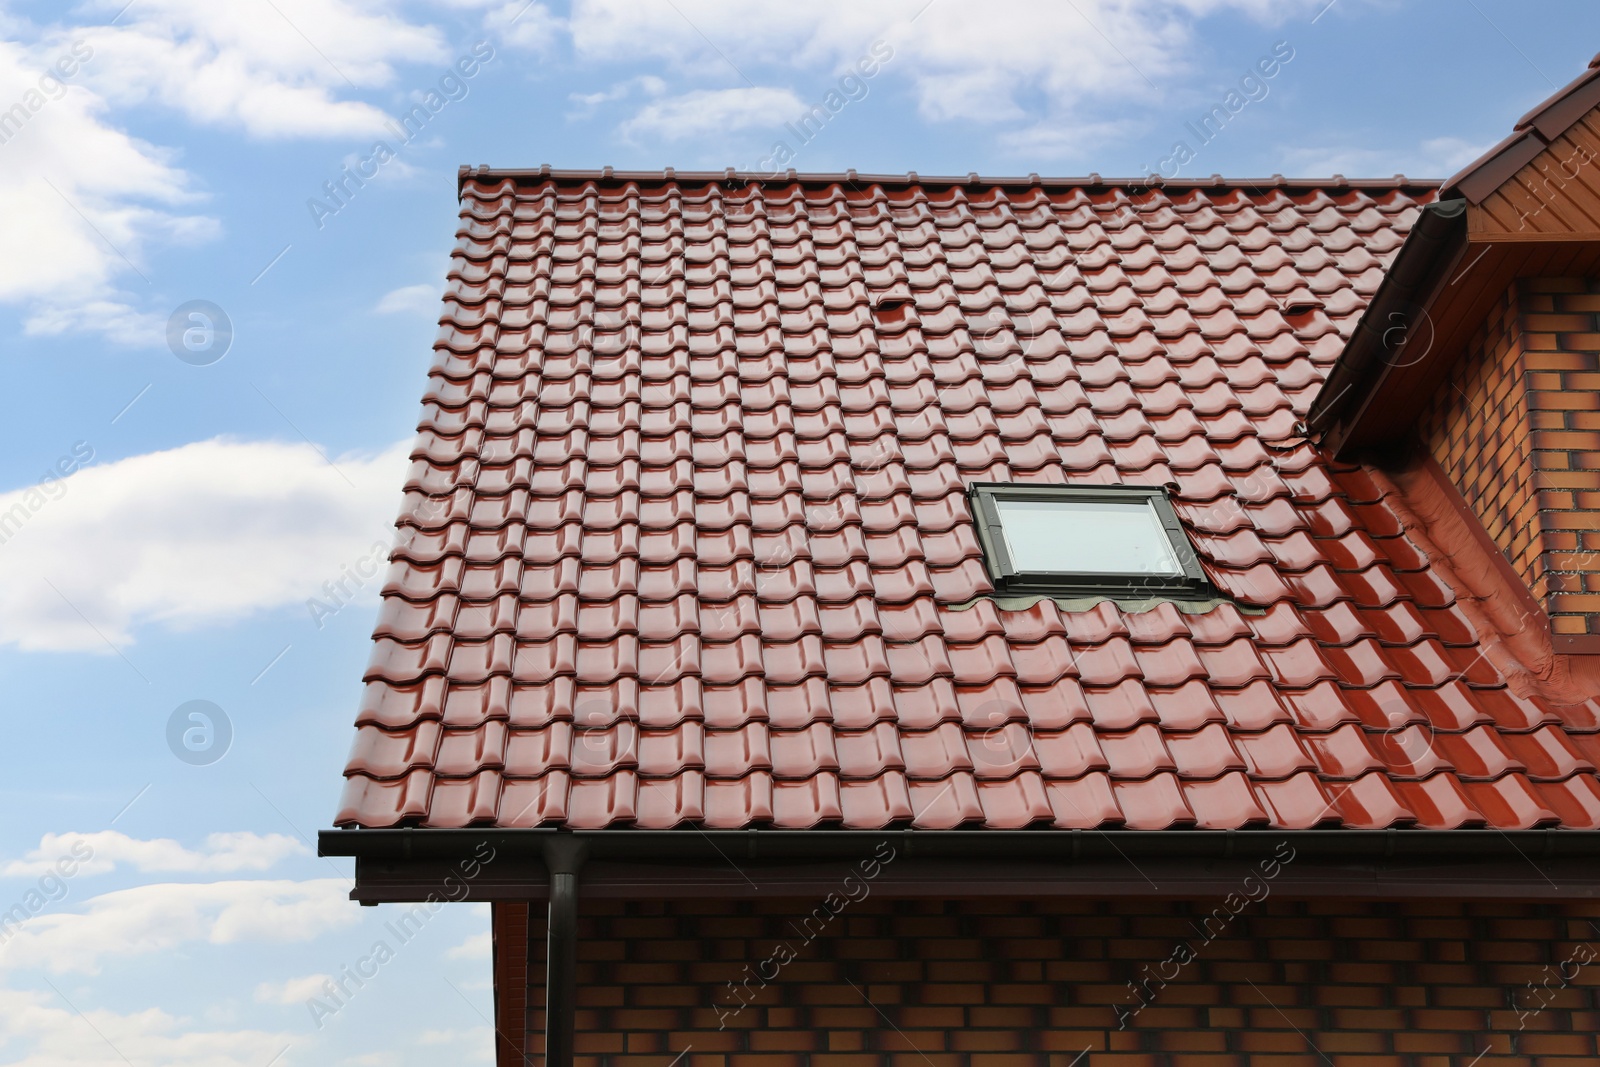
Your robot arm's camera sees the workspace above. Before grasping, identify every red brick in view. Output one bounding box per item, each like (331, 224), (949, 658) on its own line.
(1523, 313), (1593, 330)
(1520, 1033), (1597, 1055)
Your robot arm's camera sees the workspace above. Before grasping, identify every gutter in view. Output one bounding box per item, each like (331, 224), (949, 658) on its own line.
(320, 826), (1600, 863)
(1304, 196), (1469, 455)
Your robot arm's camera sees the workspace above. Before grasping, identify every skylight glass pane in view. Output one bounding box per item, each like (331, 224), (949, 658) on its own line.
(994, 497), (1182, 576)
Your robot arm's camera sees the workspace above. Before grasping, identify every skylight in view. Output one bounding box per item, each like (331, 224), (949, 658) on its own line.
(969, 483), (1208, 597)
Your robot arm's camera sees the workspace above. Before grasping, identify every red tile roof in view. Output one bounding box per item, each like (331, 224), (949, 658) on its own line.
(334, 172), (1600, 833)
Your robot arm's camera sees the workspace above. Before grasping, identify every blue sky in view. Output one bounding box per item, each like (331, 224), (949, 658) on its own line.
(0, 0), (1595, 1063)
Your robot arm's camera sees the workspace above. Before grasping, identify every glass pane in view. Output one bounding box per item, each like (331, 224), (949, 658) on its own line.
(994, 497), (1182, 576)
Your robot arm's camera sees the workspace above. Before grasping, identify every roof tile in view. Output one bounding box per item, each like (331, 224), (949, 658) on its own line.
(1111, 773), (1195, 830)
(1329, 771), (1414, 829)
(1182, 772), (1271, 829)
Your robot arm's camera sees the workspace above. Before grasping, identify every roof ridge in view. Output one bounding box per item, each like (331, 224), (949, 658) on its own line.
(456, 164), (1443, 197)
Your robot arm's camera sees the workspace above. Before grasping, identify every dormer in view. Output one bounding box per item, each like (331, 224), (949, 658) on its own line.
(1311, 55), (1600, 675)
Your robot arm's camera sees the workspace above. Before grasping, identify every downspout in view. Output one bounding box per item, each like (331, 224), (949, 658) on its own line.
(541, 837), (586, 1067)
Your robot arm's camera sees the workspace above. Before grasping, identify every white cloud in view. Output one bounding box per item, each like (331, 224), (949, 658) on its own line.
(373, 283), (439, 315)
(446, 930), (491, 961)
(0, 437), (410, 652)
(0, 988), (293, 1067)
(0, 35), (213, 345)
(997, 117), (1135, 159)
(21, 299), (168, 346)
(573, 0), (1308, 139)
(568, 74), (666, 116)
(254, 973), (332, 1005)
(78, 0), (448, 139)
(0, 879), (358, 974)
(620, 86), (806, 142)
(3, 832), (304, 879)
(1282, 134), (1491, 178)
(480, 1), (563, 52)
(0, 1), (453, 346)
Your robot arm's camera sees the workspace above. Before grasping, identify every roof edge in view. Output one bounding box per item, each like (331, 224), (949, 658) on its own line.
(1516, 51), (1600, 141)
(455, 164), (1444, 197)
(1443, 51), (1600, 202)
(1440, 129), (1548, 203)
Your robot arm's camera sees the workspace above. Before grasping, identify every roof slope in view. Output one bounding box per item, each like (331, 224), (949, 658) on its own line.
(334, 172), (1600, 833)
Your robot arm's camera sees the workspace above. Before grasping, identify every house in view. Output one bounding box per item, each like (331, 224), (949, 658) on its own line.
(321, 57), (1600, 1067)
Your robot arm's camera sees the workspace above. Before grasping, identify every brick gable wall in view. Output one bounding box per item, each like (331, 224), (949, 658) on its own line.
(494, 895), (1600, 1067)
(1420, 277), (1600, 640)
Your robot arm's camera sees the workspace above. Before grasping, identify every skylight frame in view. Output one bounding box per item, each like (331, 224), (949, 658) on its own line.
(968, 482), (1209, 598)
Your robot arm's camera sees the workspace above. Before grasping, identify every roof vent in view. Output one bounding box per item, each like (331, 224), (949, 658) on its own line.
(1283, 301), (1320, 318)
(871, 297), (912, 325)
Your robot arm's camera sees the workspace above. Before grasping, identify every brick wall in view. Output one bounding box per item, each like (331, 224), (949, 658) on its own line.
(1420, 277), (1600, 640)
(494, 895), (1600, 1067)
